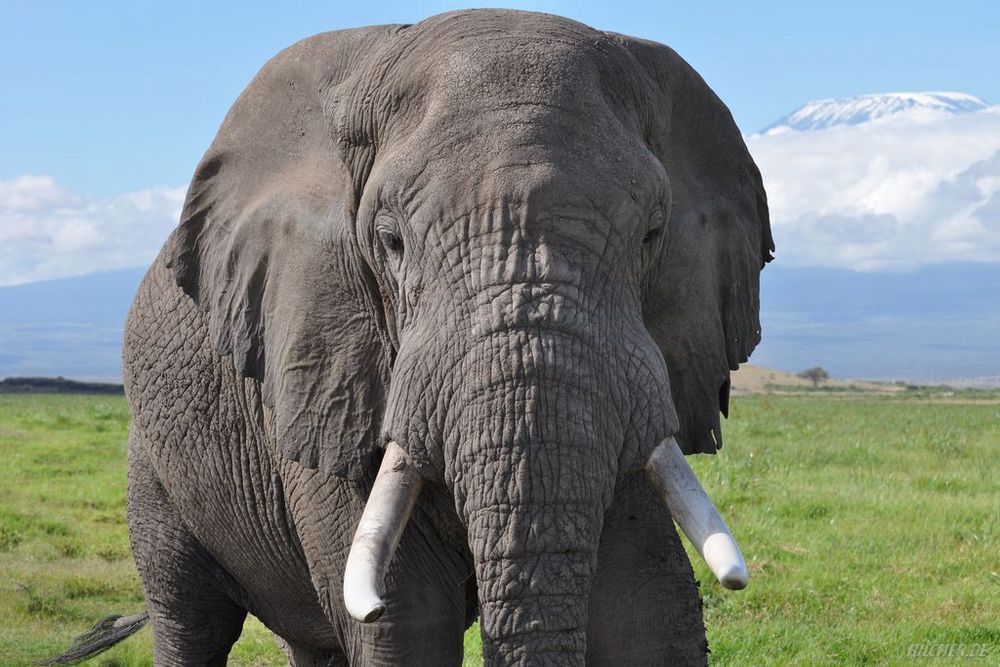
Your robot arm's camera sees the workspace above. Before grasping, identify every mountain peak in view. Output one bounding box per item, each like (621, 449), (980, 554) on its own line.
(763, 92), (990, 134)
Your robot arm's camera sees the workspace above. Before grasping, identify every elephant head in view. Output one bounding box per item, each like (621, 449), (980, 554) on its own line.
(167, 9), (771, 661)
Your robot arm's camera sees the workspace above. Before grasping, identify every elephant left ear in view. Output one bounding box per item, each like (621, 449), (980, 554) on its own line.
(166, 30), (396, 478)
(612, 34), (774, 454)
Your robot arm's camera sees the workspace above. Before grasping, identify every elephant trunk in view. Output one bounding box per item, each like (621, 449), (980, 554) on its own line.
(457, 398), (607, 664)
(440, 329), (664, 665)
(467, 503), (599, 663)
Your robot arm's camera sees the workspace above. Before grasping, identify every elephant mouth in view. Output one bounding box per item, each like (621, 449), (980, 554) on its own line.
(342, 437), (747, 623)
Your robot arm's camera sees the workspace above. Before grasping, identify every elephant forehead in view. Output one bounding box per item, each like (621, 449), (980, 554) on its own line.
(435, 36), (600, 105)
(408, 10), (618, 84)
(375, 11), (646, 132)
(345, 12), (661, 212)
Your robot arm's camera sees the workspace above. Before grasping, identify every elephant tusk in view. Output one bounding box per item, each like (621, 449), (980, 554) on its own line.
(343, 441), (423, 623)
(645, 437), (749, 590)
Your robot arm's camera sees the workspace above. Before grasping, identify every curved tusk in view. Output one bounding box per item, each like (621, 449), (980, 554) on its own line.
(343, 441), (423, 622)
(645, 437), (749, 590)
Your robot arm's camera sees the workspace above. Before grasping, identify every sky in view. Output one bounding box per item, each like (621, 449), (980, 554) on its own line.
(3, 0), (998, 195)
(1, 0), (999, 284)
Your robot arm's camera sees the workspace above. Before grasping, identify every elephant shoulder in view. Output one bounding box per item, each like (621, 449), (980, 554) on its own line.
(122, 247), (217, 418)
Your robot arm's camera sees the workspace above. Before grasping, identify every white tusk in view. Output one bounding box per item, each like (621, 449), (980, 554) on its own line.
(645, 437), (749, 590)
(343, 441), (423, 622)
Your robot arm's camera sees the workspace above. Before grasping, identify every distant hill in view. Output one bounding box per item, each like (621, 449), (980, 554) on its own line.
(1, 263), (998, 385)
(0, 376), (124, 394)
(729, 365), (900, 394)
(751, 263), (1000, 382)
(0, 267), (145, 382)
(762, 91), (989, 133)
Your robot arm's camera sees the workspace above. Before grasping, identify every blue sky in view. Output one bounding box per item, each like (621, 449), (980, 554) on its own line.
(2, 0), (998, 195)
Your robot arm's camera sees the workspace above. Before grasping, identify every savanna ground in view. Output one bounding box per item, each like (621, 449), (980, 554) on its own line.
(0, 388), (997, 665)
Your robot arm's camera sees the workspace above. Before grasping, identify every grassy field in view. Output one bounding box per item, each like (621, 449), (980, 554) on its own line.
(1, 392), (997, 665)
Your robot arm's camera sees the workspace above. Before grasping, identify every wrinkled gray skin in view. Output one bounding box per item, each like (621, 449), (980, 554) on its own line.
(123, 9), (772, 665)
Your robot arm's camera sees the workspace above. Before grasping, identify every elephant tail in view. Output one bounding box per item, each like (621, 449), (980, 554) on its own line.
(38, 611), (149, 665)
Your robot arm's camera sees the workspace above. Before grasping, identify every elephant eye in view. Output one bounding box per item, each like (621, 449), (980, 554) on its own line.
(643, 226), (663, 244)
(643, 207), (666, 245)
(377, 226), (404, 257)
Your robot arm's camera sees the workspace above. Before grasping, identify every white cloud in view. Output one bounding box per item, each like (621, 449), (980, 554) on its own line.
(0, 176), (185, 286)
(0, 174), (70, 211)
(748, 107), (1000, 271)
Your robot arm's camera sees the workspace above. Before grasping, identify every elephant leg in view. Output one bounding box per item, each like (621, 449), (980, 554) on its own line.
(276, 634), (348, 666)
(128, 441), (247, 665)
(586, 471), (707, 666)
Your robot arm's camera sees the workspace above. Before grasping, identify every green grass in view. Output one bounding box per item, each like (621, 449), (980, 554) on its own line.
(0, 395), (285, 667)
(689, 394), (999, 665)
(1, 393), (997, 664)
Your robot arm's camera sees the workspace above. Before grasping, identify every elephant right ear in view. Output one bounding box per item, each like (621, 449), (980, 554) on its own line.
(166, 28), (399, 479)
(613, 35), (775, 455)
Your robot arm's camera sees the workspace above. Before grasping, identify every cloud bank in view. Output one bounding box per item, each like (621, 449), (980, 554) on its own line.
(748, 107), (1000, 271)
(0, 175), (185, 286)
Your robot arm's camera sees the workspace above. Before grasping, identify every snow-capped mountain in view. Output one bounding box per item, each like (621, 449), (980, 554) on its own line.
(762, 91), (989, 134)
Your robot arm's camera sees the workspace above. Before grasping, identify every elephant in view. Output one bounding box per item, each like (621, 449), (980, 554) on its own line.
(51, 8), (772, 666)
